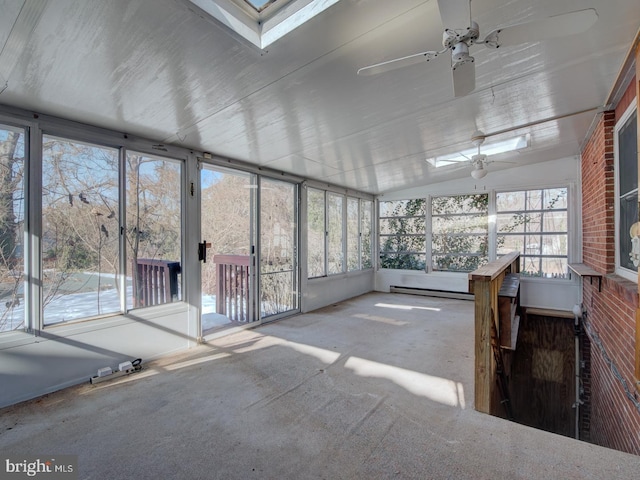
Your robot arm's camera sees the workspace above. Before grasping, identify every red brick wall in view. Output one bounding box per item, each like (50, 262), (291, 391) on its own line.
(581, 111), (615, 273)
(580, 77), (640, 455)
(579, 332), (591, 442)
(616, 75), (637, 118)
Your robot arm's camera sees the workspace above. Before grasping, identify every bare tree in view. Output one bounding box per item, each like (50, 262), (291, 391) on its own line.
(0, 131), (24, 331)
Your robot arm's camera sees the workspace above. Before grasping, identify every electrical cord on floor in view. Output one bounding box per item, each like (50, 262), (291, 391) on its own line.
(131, 358), (142, 371)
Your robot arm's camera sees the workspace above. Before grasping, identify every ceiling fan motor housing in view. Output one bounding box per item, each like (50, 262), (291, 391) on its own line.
(443, 21), (480, 49)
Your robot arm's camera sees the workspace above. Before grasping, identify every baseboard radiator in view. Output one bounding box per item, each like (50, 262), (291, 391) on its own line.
(389, 286), (474, 301)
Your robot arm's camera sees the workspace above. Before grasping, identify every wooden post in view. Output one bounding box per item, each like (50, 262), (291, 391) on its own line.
(469, 251), (520, 415)
(474, 277), (493, 414)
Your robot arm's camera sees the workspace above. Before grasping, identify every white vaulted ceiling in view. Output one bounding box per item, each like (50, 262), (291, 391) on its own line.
(0, 0), (638, 194)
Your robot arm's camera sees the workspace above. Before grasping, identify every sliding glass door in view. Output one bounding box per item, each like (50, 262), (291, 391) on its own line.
(259, 178), (298, 319)
(200, 165), (256, 333)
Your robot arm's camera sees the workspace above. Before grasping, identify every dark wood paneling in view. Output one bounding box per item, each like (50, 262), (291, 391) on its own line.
(509, 312), (576, 437)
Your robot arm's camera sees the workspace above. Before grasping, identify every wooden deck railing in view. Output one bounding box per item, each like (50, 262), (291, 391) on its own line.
(214, 254), (251, 322)
(133, 258), (181, 307)
(468, 251), (521, 417)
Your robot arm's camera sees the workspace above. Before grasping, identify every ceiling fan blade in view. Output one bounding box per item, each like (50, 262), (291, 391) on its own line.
(437, 0), (471, 29)
(357, 50), (441, 76)
(483, 8), (598, 48)
(452, 58), (475, 97)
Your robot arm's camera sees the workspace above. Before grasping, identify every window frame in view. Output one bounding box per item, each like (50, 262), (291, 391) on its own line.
(40, 134), (123, 326)
(33, 133), (188, 329)
(496, 187), (570, 279)
(360, 199), (373, 270)
(0, 123), (28, 334)
(306, 187), (327, 279)
(346, 196), (360, 272)
(378, 199), (427, 272)
(326, 191), (345, 275)
(614, 99), (638, 283)
(306, 188), (373, 279)
(125, 150), (186, 311)
(0, 110), (198, 346)
(430, 193), (489, 273)
(376, 188), (572, 278)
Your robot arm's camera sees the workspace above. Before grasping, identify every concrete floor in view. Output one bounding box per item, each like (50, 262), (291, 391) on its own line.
(0, 292), (637, 479)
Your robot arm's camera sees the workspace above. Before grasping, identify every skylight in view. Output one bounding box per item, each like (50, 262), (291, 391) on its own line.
(244, 0), (276, 12)
(185, 0), (341, 49)
(426, 134), (530, 168)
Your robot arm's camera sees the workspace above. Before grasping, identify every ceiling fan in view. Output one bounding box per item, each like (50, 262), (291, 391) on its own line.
(357, 0), (598, 97)
(468, 130), (491, 179)
(428, 129), (527, 178)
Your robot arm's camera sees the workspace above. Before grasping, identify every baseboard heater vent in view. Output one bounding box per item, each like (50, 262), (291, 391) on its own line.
(390, 286), (474, 301)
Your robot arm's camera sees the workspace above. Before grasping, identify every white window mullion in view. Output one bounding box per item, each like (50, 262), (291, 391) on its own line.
(614, 100), (637, 282)
(488, 190), (497, 262)
(119, 147), (127, 314)
(341, 194), (347, 274)
(324, 190), (328, 275)
(425, 195), (432, 273)
(26, 125), (43, 334)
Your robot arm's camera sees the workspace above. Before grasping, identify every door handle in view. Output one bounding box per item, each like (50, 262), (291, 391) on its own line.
(198, 241), (212, 262)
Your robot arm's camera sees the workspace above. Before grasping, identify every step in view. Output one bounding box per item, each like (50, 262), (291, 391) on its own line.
(498, 273), (520, 299)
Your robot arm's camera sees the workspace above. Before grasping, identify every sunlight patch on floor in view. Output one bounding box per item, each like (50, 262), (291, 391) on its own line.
(164, 352), (231, 371)
(208, 328), (467, 409)
(374, 303), (441, 312)
(351, 313), (409, 326)
(275, 339), (341, 364)
(219, 332), (342, 365)
(344, 356), (465, 408)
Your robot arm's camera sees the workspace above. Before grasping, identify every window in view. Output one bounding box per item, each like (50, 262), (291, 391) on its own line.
(615, 101), (638, 281)
(0, 125), (26, 333)
(497, 188), (568, 278)
(307, 189), (372, 278)
(361, 199), (373, 269)
(42, 136), (121, 325)
(347, 197), (359, 271)
(260, 178), (297, 317)
(244, 0), (276, 11)
(327, 192), (344, 274)
(378, 191), (570, 276)
(3, 130), (187, 332)
(307, 188), (325, 278)
(126, 152), (183, 309)
(379, 199), (426, 270)
(432, 194), (489, 272)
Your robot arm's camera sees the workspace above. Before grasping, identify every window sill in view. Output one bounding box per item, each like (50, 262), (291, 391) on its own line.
(604, 274), (639, 307)
(0, 302), (190, 351)
(308, 268), (374, 282)
(0, 330), (36, 350)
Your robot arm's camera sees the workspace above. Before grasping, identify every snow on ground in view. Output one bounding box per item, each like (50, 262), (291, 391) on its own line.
(1, 288), (234, 333)
(0, 277), (283, 333)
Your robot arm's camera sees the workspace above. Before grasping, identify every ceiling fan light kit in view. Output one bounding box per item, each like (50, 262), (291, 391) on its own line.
(426, 130), (530, 178)
(470, 145), (488, 179)
(471, 166), (488, 179)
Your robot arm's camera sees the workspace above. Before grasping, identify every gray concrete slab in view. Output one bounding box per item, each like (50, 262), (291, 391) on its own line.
(0, 292), (637, 479)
